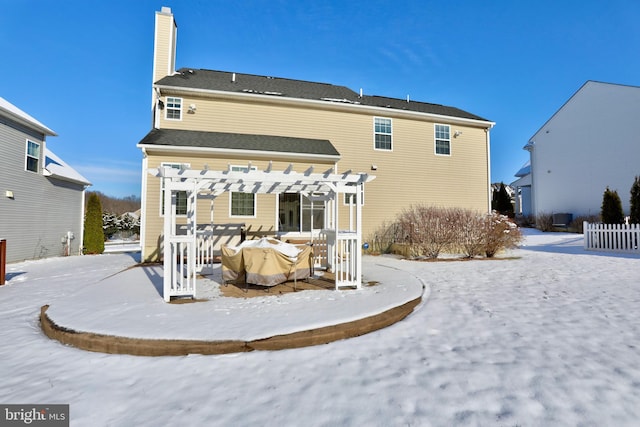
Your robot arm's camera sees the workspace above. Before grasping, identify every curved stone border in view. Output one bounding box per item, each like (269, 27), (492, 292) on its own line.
(40, 296), (421, 356)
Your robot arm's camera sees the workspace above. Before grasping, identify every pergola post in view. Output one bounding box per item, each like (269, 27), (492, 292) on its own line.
(355, 182), (363, 289)
(162, 174), (173, 302)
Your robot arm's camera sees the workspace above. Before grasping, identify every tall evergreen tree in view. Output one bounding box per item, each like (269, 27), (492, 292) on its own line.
(630, 176), (640, 224)
(493, 183), (514, 216)
(84, 192), (105, 254)
(601, 187), (625, 224)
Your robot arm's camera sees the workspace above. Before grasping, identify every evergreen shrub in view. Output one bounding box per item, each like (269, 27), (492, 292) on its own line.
(84, 193), (105, 254)
(601, 187), (625, 224)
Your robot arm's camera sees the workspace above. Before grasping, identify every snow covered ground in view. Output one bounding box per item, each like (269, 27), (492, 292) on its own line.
(1, 229), (640, 426)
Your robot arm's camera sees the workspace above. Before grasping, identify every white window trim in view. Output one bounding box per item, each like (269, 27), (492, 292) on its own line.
(373, 117), (393, 151)
(25, 139), (40, 173)
(434, 123), (452, 156)
(229, 165), (258, 218)
(165, 97), (182, 121)
(159, 162), (190, 217)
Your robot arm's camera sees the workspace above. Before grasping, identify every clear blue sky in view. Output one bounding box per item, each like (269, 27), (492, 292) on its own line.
(2, 0), (639, 198)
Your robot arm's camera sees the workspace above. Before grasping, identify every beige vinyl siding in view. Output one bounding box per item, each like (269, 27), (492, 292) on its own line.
(153, 11), (176, 84)
(143, 93), (489, 258)
(142, 155), (335, 260)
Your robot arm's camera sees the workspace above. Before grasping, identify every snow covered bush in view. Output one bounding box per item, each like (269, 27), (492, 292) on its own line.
(102, 212), (140, 240)
(483, 211), (523, 257)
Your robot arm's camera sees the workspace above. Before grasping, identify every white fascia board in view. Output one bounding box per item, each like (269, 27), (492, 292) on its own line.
(137, 143), (341, 162)
(0, 98), (57, 136)
(154, 84), (495, 129)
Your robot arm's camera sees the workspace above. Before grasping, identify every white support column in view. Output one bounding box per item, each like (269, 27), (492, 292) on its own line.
(355, 182), (363, 289)
(189, 184), (197, 298)
(162, 175), (173, 302)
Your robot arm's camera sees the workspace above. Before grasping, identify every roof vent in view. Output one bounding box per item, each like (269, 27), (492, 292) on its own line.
(232, 72), (236, 83)
(359, 88), (363, 98)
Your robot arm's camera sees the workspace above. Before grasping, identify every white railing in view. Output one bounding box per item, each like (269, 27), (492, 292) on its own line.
(324, 230), (361, 289)
(164, 235), (197, 302)
(196, 230), (216, 273)
(584, 222), (640, 254)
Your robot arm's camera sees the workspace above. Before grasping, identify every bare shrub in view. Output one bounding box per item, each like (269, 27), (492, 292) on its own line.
(535, 212), (554, 232)
(569, 215), (599, 233)
(366, 220), (404, 254)
(515, 214), (535, 228)
(398, 205), (458, 258)
(483, 212), (523, 257)
(454, 209), (485, 258)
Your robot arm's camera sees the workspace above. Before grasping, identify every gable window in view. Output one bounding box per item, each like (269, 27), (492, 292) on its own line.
(25, 140), (40, 173)
(435, 124), (451, 155)
(230, 165), (257, 217)
(160, 163), (188, 216)
(374, 117), (392, 150)
(166, 97), (182, 120)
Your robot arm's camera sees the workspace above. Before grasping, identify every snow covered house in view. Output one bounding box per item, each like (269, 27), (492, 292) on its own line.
(138, 7), (495, 264)
(0, 97), (91, 262)
(512, 81), (640, 221)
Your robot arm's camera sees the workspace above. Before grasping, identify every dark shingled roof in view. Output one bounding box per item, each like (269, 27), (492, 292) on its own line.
(137, 128), (341, 157)
(156, 68), (490, 122)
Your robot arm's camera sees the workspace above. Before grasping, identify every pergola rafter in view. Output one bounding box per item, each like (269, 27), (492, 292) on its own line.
(151, 163), (375, 302)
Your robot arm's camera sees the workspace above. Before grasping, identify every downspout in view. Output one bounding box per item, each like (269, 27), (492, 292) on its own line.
(153, 87), (162, 129)
(485, 126), (493, 213)
(79, 188), (87, 255)
(524, 141), (535, 218)
(139, 148), (148, 260)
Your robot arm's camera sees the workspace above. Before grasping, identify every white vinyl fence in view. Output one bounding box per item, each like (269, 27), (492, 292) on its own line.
(583, 222), (640, 254)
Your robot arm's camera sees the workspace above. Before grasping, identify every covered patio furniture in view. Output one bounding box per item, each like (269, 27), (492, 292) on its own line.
(221, 237), (314, 288)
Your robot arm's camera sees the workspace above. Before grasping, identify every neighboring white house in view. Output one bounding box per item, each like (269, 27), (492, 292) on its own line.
(0, 96), (91, 262)
(511, 161), (532, 217)
(512, 81), (640, 220)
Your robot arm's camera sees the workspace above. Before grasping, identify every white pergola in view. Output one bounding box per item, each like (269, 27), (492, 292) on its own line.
(152, 162), (375, 302)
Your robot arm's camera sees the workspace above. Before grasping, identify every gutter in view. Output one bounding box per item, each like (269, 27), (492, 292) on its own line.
(136, 143), (341, 163)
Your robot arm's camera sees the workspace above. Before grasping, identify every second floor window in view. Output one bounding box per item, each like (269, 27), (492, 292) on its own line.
(374, 117), (392, 150)
(26, 140), (40, 173)
(435, 124), (451, 155)
(166, 97), (182, 120)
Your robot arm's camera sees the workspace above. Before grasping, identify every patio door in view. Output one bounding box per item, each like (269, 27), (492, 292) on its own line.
(278, 193), (325, 232)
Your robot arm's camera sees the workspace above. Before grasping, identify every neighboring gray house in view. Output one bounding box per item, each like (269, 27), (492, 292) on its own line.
(512, 81), (640, 220)
(0, 97), (91, 262)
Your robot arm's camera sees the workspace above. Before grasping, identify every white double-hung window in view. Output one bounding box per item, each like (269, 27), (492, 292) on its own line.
(25, 140), (40, 173)
(435, 124), (451, 155)
(374, 117), (392, 150)
(165, 97), (182, 120)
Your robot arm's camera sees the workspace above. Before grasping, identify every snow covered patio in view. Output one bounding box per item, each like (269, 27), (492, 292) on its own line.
(40, 256), (425, 355)
(2, 229), (640, 425)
